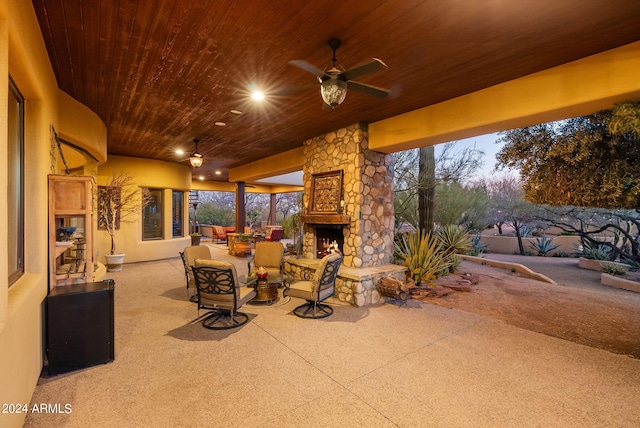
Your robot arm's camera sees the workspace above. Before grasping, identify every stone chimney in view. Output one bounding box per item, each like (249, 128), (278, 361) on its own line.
(300, 123), (395, 268)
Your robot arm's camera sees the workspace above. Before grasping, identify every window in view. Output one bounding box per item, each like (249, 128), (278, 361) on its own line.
(142, 188), (163, 240)
(172, 191), (184, 238)
(8, 77), (24, 285)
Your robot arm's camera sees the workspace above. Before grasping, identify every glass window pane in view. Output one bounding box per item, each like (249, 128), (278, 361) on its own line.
(172, 191), (184, 238)
(8, 77), (24, 285)
(143, 188), (163, 240)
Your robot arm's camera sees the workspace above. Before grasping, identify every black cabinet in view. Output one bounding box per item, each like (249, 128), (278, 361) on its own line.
(46, 280), (115, 375)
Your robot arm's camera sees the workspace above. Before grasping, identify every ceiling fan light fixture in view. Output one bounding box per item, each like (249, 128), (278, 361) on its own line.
(189, 139), (203, 168)
(321, 78), (347, 107)
(189, 153), (203, 168)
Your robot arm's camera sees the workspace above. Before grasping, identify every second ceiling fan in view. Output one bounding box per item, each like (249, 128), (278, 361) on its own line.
(286, 38), (389, 108)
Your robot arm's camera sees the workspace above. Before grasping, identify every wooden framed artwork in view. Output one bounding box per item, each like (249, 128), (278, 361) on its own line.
(309, 170), (343, 214)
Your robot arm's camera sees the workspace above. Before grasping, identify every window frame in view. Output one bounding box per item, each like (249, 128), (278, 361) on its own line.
(172, 190), (184, 238)
(8, 76), (25, 285)
(142, 188), (164, 241)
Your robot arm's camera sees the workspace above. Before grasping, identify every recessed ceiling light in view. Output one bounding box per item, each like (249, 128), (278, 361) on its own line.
(251, 91), (264, 101)
(176, 149), (184, 155)
(215, 170), (221, 175)
(215, 121), (226, 127)
(198, 176), (204, 181)
(230, 109), (243, 115)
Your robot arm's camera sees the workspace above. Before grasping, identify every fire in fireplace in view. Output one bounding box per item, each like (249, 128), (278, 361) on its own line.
(315, 226), (344, 258)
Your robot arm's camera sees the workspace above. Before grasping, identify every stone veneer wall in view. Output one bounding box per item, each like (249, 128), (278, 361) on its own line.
(302, 122), (395, 268)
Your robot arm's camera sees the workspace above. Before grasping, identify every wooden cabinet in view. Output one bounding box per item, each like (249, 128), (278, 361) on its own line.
(49, 175), (94, 287)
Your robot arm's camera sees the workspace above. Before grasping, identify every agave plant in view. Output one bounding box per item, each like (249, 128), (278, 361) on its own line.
(436, 224), (472, 256)
(529, 235), (561, 256)
(394, 229), (451, 285)
(578, 238), (615, 261)
(469, 234), (488, 256)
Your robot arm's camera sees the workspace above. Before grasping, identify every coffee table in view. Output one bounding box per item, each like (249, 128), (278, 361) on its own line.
(249, 274), (291, 305)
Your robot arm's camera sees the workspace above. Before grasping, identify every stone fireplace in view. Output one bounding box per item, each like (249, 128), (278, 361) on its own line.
(314, 225), (344, 258)
(283, 122), (406, 306)
(300, 122), (395, 268)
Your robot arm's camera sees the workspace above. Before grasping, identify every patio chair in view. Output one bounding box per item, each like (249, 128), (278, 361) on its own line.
(247, 241), (285, 280)
(284, 253), (342, 319)
(192, 259), (257, 329)
(265, 228), (283, 242)
(182, 245), (212, 301)
(211, 226), (228, 243)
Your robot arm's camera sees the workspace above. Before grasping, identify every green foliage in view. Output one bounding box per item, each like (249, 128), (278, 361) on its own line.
(496, 101), (640, 208)
(434, 182), (490, 233)
(394, 230), (452, 284)
(538, 205), (640, 264)
(195, 202), (235, 226)
(578, 239), (614, 261)
(436, 224), (471, 255)
(448, 254), (461, 273)
(236, 233), (252, 242)
(282, 212), (300, 239)
(393, 142), (486, 230)
(529, 235), (561, 256)
(601, 263), (628, 276)
(469, 234), (488, 256)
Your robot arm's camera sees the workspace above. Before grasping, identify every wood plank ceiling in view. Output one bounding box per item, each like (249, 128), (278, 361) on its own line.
(32, 0), (640, 181)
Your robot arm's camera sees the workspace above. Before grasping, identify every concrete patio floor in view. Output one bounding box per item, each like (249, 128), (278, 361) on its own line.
(23, 244), (640, 427)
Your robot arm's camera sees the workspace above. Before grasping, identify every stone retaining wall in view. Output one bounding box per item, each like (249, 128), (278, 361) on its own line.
(284, 257), (406, 306)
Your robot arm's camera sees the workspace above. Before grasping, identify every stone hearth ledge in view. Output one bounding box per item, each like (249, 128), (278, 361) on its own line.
(284, 256), (407, 307)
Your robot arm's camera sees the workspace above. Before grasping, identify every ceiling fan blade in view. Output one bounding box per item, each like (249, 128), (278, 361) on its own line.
(343, 58), (387, 81)
(289, 60), (327, 78)
(274, 82), (319, 96)
(347, 81), (390, 98)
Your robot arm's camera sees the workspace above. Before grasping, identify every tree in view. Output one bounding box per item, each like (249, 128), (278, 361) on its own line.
(98, 171), (151, 255)
(495, 101), (640, 208)
(394, 141), (485, 230)
(536, 205), (640, 264)
(484, 175), (537, 254)
(418, 146), (436, 231)
(434, 181), (489, 233)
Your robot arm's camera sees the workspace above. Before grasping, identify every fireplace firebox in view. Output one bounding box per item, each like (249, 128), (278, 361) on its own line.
(315, 226), (344, 258)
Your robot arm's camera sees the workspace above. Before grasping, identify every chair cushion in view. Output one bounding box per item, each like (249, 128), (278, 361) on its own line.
(286, 280), (314, 300)
(212, 226), (227, 238)
(195, 258), (237, 281)
(254, 242), (284, 269)
(287, 280), (334, 301)
(184, 245), (212, 267)
(183, 245), (212, 289)
(194, 259), (254, 309)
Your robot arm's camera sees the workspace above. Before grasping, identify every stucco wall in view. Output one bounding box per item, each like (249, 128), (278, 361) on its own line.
(96, 155), (193, 264)
(0, 2), (110, 426)
(0, 2), (61, 427)
(479, 234), (581, 256)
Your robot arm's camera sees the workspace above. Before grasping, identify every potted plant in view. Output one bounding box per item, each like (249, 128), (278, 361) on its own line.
(190, 232), (202, 245)
(98, 171), (151, 271)
(233, 233), (253, 256)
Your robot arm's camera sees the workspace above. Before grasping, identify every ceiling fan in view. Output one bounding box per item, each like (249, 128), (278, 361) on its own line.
(285, 38), (389, 108)
(174, 139), (204, 168)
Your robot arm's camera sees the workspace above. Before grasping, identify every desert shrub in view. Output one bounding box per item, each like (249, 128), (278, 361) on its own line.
(436, 224), (471, 255)
(394, 229), (451, 285)
(601, 263), (628, 276)
(529, 235), (561, 256)
(468, 234), (488, 256)
(578, 240), (615, 261)
(448, 254), (462, 273)
(622, 258), (640, 272)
